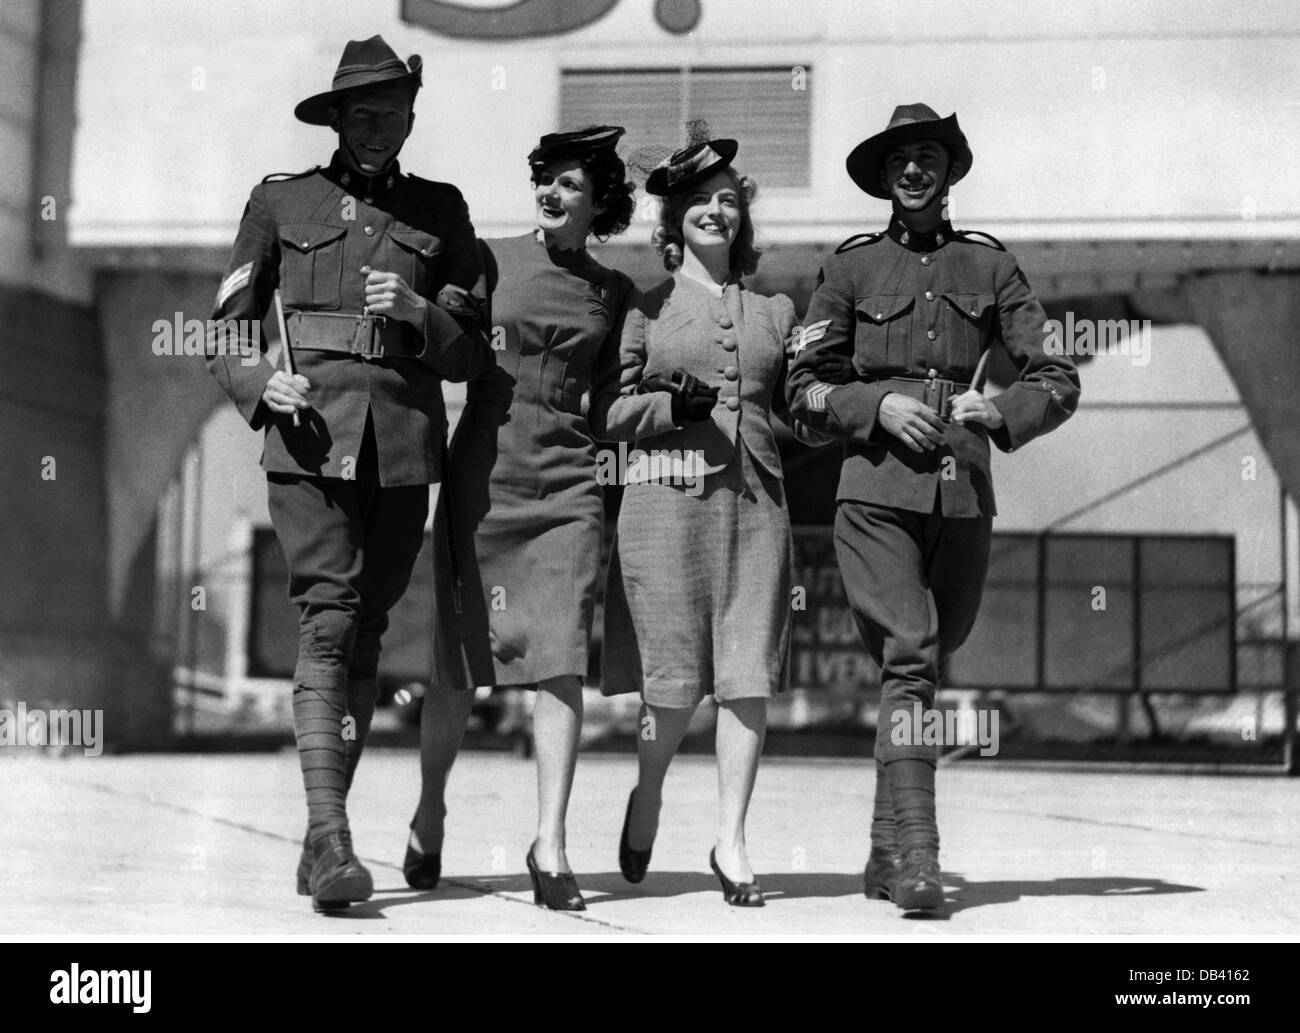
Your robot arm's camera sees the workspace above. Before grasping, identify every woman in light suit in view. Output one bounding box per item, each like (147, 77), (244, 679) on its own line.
(591, 134), (826, 906)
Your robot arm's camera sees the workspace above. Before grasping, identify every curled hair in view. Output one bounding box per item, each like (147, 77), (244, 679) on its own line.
(651, 167), (761, 279)
(530, 139), (636, 241)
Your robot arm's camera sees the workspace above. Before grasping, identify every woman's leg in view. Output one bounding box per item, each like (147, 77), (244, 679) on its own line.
(411, 683), (476, 852)
(626, 702), (698, 851)
(532, 674), (583, 873)
(713, 697), (768, 882)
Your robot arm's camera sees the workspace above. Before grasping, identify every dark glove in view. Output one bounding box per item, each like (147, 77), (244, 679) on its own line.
(805, 349), (857, 385)
(638, 367), (719, 424)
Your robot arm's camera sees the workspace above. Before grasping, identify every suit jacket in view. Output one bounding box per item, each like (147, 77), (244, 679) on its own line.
(206, 152), (491, 486)
(590, 273), (811, 479)
(786, 217), (1080, 516)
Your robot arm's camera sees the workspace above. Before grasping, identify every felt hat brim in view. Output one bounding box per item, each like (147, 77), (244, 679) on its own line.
(645, 139), (739, 196)
(846, 113), (972, 198)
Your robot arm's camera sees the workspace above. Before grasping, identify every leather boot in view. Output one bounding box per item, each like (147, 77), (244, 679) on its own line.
(863, 845), (900, 901)
(894, 846), (943, 912)
(309, 829), (373, 912)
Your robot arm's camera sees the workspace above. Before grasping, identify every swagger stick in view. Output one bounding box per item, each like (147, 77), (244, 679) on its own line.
(971, 346), (992, 394)
(273, 288), (301, 427)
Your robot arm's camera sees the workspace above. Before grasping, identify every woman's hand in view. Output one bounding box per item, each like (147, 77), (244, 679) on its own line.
(638, 368), (719, 423)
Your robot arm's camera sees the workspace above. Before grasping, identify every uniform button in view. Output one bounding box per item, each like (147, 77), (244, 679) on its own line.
(718, 317), (733, 329)
(724, 396), (740, 412)
(363, 196), (373, 205)
(920, 255), (930, 265)
(724, 366), (739, 380)
(722, 337), (737, 351)
(363, 226), (375, 236)
(875, 311), (884, 319)
(927, 330), (937, 340)
(301, 240), (310, 248)
(925, 290), (935, 301)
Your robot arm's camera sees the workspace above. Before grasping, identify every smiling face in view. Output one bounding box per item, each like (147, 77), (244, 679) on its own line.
(881, 139), (952, 213)
(532, 158), (603, 245)
(334, 85), (414, 174)
(680, 170), (743, 260)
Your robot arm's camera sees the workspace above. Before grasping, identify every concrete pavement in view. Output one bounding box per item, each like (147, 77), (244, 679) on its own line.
(3, 750), (1297, 938)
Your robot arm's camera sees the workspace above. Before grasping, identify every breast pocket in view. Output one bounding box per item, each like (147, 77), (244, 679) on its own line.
(939, 292), (995, 374)
(279, 223), (347, 310)
(386, 228), (443, 295)
(855, 295), (915, 371)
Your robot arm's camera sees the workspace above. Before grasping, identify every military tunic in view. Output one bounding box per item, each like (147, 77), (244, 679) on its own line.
(207, 152), (489, 690)
(787, 216), (1079, 761)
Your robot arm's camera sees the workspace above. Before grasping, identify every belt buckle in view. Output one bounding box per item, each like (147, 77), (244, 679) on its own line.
(925, 371), (953, 421)
(351, 314), (386, 360)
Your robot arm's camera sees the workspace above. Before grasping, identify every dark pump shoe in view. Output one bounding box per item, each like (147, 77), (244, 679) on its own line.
(308, 829), (374, 912)
(525, 843), (586, 911)
(709, 848), (764, 908)
(618, 789), (652, 884)
(403, 822), (441, 891)
(893, 847), (944, 913)
(863, 845), (900, 901)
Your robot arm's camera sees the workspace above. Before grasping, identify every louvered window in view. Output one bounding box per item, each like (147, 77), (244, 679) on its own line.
(559, 66), (811, 189)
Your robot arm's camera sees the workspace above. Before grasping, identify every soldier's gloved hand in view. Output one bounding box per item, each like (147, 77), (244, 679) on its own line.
(262, 370), (312, 416)
(638, 368), (719, 423)
(362, 267), (425, 327)
(878, 392), (945, 453)
(806, 350), (857, 385)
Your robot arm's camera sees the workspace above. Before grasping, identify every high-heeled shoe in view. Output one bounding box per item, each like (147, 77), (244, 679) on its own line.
(403, 821), (441, 891)
(618, 788), (653, 884)
(709, 848), (764, 908)
(525, 843), (586, 911)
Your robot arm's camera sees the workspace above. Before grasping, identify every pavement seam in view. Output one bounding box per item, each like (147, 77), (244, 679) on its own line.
(963, 803), (1294, 849)
(67, 773), (647, 934)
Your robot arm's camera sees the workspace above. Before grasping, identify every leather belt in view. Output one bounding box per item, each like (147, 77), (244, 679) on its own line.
(864, 372), (972, 420)
(286, 310), (420, 360)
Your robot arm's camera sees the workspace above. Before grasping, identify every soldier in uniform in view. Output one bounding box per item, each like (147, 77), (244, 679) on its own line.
(205, 35), (490, 912)
(786, 104), (1079, 912)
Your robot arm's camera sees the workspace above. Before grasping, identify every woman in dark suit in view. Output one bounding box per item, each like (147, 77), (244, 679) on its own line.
(591, 134), (827, 906)
(409, 126), (636, 910)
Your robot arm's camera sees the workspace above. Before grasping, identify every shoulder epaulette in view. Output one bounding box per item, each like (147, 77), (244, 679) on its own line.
(834, 231), (885, 254)
(955, 229), (1007, 251)
(261, 166), (322, 184)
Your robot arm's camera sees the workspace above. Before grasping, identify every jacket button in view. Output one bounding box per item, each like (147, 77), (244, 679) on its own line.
(875, 312), (884, 319)
(721, 337), (736, 350)
(301, 240), (309, 248)
(724, 366), (739, 380)
(363, 196), (373, 205)
(718, 316), (733, 329)
(363, 226), (375, 236)
(926, 330), (936, 340)
(920, 255), (930, 265)
(925, 290), (935, 301)
(724, 396), (740, 412)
